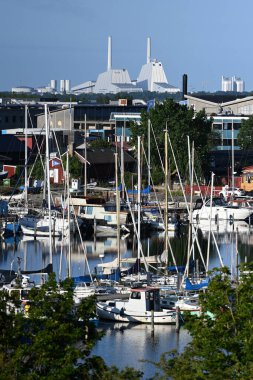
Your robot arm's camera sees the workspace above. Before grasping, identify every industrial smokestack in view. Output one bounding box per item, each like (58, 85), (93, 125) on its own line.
(182, 74), (188, 99)
(107, 36), (112, 71)
(147, 37), (151, 64)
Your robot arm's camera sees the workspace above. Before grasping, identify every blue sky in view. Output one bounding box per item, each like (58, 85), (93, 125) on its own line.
(1, 0), (252, 92)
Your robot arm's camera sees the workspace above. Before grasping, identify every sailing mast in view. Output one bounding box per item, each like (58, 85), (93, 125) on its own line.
(137, 136), (141, 277)
(115, 153), (121, 268)
(24, 105), (28, 207)
(148, 119), (151, 201)
(84, 114), (87, 197)
(44, 104), (53, 267)
(164, 125), (168, 268)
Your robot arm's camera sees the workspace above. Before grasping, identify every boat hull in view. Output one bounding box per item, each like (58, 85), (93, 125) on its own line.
(96, 302), (176, 324)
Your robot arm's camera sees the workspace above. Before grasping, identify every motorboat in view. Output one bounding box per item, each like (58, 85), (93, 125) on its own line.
(96, 286), (177, 324)
(20, 225), (62, 237)
(192, 197), (253, 222)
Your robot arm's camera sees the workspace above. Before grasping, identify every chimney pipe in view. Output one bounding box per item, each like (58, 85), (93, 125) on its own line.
(107, 36), (112, 71)
(147, 37), (151, 64)
(182, 74), (188, 99)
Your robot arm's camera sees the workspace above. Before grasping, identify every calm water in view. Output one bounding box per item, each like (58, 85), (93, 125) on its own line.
(1, 222), (253, 378)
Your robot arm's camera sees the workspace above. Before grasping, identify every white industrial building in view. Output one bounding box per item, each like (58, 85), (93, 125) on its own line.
(221, 76), (245, 92)
(136, 37), (180, 93)
(71, 36), (180, 95)
(11, 86), (34, 94)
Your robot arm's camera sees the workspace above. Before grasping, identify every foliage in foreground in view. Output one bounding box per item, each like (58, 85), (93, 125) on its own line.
(0, 274), (143, 380)
(152, 263), (253, 379)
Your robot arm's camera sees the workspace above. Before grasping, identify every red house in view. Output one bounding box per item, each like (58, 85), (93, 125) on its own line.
(49, 157), (64, 185)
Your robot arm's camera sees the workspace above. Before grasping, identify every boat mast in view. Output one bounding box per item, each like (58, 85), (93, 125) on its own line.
(24, 105), (28, 207)
(164, 124), (168, 268)
(137, 136), (142, 277)
(115, 153), (121, 268)
(67, 148), (71, 278)
(186, 139), (194, 278)
(206, 172), (214, 273)
(84, 114), (87, 196)
(121, 122), (125, 200)
(231, 120), (235, 193)
(45, 104), (53, 266)
(148, 119), (151, 201)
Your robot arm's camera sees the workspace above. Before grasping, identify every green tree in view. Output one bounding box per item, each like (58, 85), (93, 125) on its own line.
(237, 115), (253, 150)
(0, 274), (143, 380)
(90, 139), (112, 149)
(62, 154), (82, 179)
(130, 99), (216, 183)
(152, 264), (253, 379)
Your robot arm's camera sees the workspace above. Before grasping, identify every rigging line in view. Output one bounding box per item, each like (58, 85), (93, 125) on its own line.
(171, 134), (204, 265)
(69, 193), (93, 283)
(149, 122), (175, 202)
(7, 122), (46, 202)
(167, 134), (189, 213)
(150, 121), (164, 173)
(27, 138), (45, 183)
(118, 157), (149, 273)
(140, 139), (163, 217)
(140, 139), (178, 272)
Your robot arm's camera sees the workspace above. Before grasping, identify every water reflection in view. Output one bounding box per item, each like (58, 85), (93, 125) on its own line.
(0, 225), (253, 278)
(93, 321), (191, 378)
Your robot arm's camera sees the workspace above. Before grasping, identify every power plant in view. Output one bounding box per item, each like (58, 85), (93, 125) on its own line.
(71, 36), (180, 94)
(11, 36), (180, 95)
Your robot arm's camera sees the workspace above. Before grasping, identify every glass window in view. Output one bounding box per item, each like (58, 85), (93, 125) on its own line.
(104, 215), (112, 222)
(86, 207), (93, 215)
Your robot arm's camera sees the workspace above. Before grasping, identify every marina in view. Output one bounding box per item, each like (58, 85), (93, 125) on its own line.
(0, 220), (253, 377)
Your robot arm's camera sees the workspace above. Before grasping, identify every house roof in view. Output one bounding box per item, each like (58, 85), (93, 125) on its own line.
(76, 147), (135, 165)
(0, 135), (28, 154)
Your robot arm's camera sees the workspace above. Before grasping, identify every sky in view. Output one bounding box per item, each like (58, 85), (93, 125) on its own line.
(1, 0), (253, 92)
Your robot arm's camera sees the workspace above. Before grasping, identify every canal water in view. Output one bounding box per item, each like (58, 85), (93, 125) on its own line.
(1, 221), (253, 378)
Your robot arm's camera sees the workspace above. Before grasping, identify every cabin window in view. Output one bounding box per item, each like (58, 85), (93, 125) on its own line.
(86, 207), (93, 215)
(104, 215), (112, 222)
(131, 292), (141, 299)
(21, 290), (30, 299)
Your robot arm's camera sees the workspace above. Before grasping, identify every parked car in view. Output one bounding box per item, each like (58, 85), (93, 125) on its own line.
(219, 186), (245, 200)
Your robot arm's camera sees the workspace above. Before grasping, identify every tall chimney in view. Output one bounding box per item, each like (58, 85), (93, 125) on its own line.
(107, 36), (112, 71)
(182, 74), (188, 99)
(147, 37), (151, 64)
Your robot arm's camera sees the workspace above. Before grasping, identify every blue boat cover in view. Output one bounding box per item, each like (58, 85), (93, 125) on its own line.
(185, 277), (209, 291)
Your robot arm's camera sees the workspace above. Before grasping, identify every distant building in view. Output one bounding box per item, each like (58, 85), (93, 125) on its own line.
(136, 37), (180, 93)
(11, 86), (34, 94)
(221, 76), (245, 92)
(72, 36), (179, 95)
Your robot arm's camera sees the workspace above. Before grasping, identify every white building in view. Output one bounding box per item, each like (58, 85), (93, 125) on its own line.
(72, 36), (179, 95)
(136, 37), (180, 93)
(11, 86), (34, 94)
(221, 76), (245, 92)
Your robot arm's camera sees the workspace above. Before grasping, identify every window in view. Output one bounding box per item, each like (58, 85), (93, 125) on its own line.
(12, 116), (16, 123)
(104, 215), (112, 222)
(86, 206), (93, 215)
(131, 292), (141, 299)
(5, 116), (8, 123)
